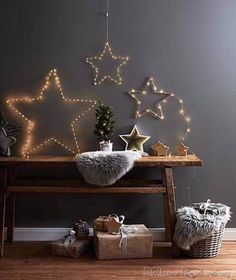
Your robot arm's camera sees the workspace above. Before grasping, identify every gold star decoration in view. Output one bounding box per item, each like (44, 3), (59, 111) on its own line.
(176, 143), (189, 156)
(86, 42), (129, 85)
(119, 125), (150, 152)
(128, 76), (171, 119)
(151, 141), (169, 156)
(6, 69), (97, 158)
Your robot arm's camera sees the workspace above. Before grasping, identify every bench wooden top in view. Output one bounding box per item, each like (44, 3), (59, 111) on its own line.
(0, 155), (202, 167)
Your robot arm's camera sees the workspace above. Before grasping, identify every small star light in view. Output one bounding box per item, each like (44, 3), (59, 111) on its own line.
(128, 76), (171, 119)
(86, 42), (129, 85)
(119, 125), (150, 152)
(6, 69), (97, 158)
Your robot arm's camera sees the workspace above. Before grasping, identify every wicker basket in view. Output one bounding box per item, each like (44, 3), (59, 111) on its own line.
(189, 223), (225, 258)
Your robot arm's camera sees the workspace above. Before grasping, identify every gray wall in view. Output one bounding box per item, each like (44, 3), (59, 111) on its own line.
(0, 0), (235, 227)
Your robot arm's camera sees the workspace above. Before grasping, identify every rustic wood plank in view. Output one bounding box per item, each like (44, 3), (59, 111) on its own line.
(6, 193), (15, 242)
(0, 242), (235, 280)
(0, 167), (7, 257)
(11, 179), (163, 187)
(7, 186), (166, 194)
(162, 167), (176, 242)
(0, 155), (202, 167)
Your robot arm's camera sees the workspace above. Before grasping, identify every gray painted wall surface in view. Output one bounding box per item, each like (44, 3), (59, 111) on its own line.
(0, 0), (235, 227)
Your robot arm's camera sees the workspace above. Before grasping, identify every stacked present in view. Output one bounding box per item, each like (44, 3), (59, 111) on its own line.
(94, 214), (153, 260)
(50, 220), (91, 258)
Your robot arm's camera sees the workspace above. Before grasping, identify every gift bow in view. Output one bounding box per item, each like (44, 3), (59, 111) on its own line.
(199, 199), (212, 215)
(63, 229), (76, 249)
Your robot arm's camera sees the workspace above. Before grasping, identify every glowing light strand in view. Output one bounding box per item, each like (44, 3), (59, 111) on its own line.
(86, 0), (129, 85)
(6, 69), (97, 158)
(128, 76), (191, 142)
(128, 76), (171, 119)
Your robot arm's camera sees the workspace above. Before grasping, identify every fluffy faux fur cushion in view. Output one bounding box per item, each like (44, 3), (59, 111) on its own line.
(174, 205), (231, 250)
(75, 151), (143, 186)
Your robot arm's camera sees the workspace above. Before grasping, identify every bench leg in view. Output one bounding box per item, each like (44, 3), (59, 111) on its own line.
(162, 167), (176, 242)
(0, 167), (7, 257)
(6, 193), (15, 242)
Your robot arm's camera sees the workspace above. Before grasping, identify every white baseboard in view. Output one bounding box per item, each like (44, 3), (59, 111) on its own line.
(4, 227), (236, 242)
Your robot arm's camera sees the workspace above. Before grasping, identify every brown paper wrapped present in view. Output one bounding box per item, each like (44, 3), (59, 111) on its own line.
(94, 216), (110, 232)
(50, 238), (90, 258)
(94, 224), (153, 260)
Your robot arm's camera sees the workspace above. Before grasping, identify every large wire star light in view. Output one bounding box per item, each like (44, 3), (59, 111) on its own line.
(128, 76), (171, 119)
(6, 69), (97, 158)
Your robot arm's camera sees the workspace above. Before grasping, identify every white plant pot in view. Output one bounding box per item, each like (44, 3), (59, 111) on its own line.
(99, 141), (113, 152)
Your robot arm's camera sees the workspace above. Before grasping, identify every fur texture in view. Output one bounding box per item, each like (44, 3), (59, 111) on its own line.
(174, 205), (231, 250)
(75, 151), (143, 186)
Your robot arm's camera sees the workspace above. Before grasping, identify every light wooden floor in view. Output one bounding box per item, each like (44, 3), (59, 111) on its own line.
(0, 242), (236, 280)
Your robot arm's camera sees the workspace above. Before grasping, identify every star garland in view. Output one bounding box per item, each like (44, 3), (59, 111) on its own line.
(6, 69), (97, 158)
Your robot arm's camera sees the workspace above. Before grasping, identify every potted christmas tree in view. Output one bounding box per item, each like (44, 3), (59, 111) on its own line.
(94, 101), (115, 152)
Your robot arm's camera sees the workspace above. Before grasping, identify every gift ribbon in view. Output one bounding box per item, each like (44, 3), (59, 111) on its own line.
(63, 229), (76, 249)
(118, 224), (138, 258)
(199, 199), (212, 215)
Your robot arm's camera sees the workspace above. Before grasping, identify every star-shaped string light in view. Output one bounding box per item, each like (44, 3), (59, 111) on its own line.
(119, 125), (150, 152)
(128, 76), (171, 119)
(6, 69), (97, 158)
(86, 42), (129, 85)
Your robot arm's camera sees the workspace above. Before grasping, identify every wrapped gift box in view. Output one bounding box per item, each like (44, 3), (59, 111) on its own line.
(94, 216), (110, 232)
(94, 224), (153, 260)
(50, 238), (90, 258)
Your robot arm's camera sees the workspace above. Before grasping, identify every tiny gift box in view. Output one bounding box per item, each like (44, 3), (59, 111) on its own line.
(94, 224), (153, 260)
(94, 216), (110, 232)
(50, 230), (90, 258)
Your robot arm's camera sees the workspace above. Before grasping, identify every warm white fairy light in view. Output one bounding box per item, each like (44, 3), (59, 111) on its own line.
(86, 0), (129, 86)
(128, 75), (192, 142)
(128, 76), (171, 119)
(86, 42), (129, 85)
(6, 68), (97, 158)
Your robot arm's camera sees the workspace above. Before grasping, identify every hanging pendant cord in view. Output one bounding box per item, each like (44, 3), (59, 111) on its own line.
(106, 0), (109, 43)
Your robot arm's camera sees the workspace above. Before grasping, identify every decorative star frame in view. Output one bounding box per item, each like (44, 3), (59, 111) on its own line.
(119, 125), (150, 152)
(128, 76), (171, 119)
(86, 42), (129, 85)
(6, 69), (97, 158)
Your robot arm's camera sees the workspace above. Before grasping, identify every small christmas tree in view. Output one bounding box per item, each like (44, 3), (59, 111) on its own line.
(94, 101), (115, 143)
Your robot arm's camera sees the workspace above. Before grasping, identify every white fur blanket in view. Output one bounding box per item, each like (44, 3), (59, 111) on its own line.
(75, 151), (143, 186)
(174, 203), (231, 250)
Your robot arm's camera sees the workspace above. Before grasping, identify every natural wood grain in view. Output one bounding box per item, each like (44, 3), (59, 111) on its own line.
(0, 242), (235, 280)
(7, 186), (166, 194)
(0, 167), (7, 257)
(162, 168), (176, 242)
(0, 155), (202, 167)
(6, 193), (15, 242)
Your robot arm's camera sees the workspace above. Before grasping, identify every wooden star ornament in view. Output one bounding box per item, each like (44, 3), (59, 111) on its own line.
(119, 125), (150, 152)
(86, 42), (129, 85)
(151, 141), (169, 156)
(176, 143), (189, 156)
(128, 76), (171, 119)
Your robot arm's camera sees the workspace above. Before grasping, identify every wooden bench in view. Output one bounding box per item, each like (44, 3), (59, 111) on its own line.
(0, 155), (202, 256)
